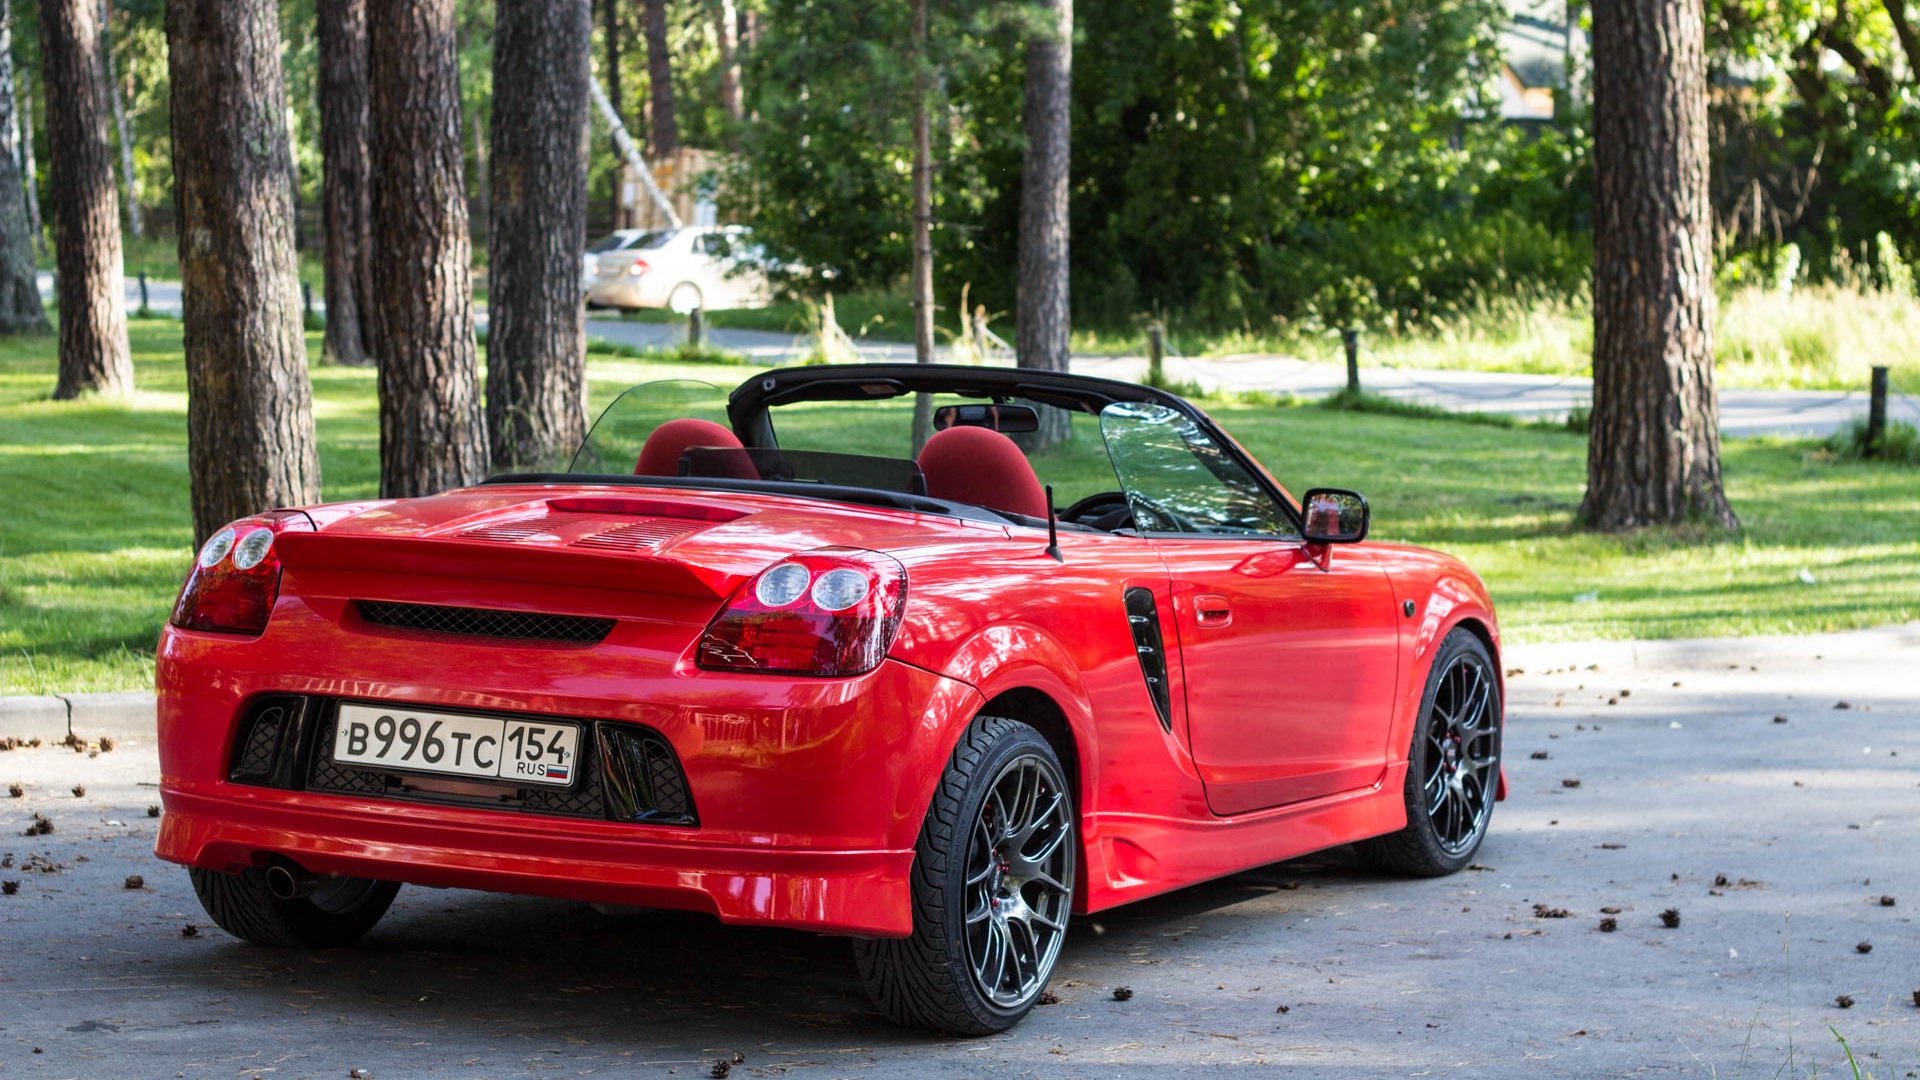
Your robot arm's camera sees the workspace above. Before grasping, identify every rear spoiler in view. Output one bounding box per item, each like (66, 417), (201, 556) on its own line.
(274, 532), (732, 600)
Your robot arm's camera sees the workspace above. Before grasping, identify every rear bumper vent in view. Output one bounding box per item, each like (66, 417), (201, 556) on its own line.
(357, 601), (615, 644)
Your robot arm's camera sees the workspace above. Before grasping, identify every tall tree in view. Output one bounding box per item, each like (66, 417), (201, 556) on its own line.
(17, 79), (43, 255)
(166, 0), (321, 546)
(713, 0), (742, 136)
(317, 0), (373, 366)
(1583, 0), (1735, 530)
(602, 0), (621, 122)
(642, 0), (676, 155)
(97, 0), (139, 238)
(0, 0), (49, 333)
(907, 0), (933, 451)
(1016, 0), (1071, 445)
(367, 0), (487, 497)
(487, 0), (590, 471)
(39, 0), (130, 398)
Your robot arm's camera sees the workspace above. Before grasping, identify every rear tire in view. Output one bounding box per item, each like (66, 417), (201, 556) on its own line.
(188, 867), (400, 948)
(1359, 628), (1502, 877)
(853, 716), (1076, 1035)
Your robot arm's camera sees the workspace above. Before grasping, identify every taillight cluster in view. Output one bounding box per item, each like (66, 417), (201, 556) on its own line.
(626, 258), (650, 277)
(170, 512), (312, 636)
(697, 548), (907, 676)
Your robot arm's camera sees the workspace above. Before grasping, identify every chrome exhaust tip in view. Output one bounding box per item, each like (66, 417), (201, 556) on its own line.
(264, 862), (319, 901)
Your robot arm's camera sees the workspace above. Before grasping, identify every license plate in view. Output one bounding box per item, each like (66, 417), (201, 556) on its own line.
(332, 703), (581, 788)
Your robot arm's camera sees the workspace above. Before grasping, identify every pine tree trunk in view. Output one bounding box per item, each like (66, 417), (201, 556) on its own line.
(166, 0), (321, 547)
(39, 0), (131, 398)
(1583, 0), (1736, 530)
(0, 0), (50, 334)
(642, 0), (676, 156)
(367, 0), (487, 498)
(1016, 0), (1072, 447)
(713, 0), (742, 135)
(98, 0), (141, 239)
(317, 0), (372, 366)
(487, 0), (590, 472)
(907, 0), (934, 453)
(602, 0), (622, 122)
(18, 79), (43, 256)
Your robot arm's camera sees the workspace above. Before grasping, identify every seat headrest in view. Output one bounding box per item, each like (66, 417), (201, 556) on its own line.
(916, 426), (1048, 520)
(635, 418), (746, 477)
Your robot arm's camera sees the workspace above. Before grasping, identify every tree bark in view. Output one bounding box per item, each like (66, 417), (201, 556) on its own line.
(1016, 0), (1072, 447)
(642, 0), (676, 156)
(1583, 0), (1735, 530)
(908, 0), (934, 452)
(317, 0), (373, 366)
(487, 0), (590, 471)
(166, 0), (321, 547)
(713, 0), (742, 136)
(602, 0), (622, 123)
(98, 0), (140, 239)
(0, 0), (50, 334)
(18, 78), (43, 256)
(367, 0), (487, 498)
(39, 0), (130, 398)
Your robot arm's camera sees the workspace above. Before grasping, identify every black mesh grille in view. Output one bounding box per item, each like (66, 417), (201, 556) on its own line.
(357, 601), (615, 644)
(234, 704), (286, 778)
(229, 697), (305, 785)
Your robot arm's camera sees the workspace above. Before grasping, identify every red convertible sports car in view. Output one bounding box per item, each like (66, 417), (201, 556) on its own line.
(155, 363), (1504, 1034)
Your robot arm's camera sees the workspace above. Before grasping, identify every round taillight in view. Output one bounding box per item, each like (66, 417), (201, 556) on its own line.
(810, 567), (871, 612)
(230, 527), (275, 570)
(754, 562), (811, 607)
(198, 527), (236, 568)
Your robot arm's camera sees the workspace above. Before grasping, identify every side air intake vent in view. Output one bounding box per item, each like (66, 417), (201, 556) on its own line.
(357, 601), (615, 644)
(1124, 587), (1173, 732)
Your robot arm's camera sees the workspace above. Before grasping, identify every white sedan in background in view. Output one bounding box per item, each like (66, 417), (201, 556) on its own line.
(584, 226), (774, 313)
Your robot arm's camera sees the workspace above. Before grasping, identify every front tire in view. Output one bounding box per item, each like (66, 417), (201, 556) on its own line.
(1359, 628), (1502, 876)
(188, 867), (400, 948)
(854, 716), (1076, 1035)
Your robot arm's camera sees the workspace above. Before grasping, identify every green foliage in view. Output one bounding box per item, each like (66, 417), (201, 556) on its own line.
(1824, 417), (1920, 466)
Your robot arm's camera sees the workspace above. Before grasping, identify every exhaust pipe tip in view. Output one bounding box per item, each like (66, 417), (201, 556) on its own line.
(265, 862), (319, 901)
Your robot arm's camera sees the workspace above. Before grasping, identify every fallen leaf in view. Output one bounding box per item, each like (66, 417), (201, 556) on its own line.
(1561, 779), (1582, 789)
(70, 785), (85, 798)
(1533, 904), (1571, 919)
(1834, 994), (1854, 1009)
(1660, 908), (1681, 928)
(1598, 918), (1617, 932)
(1112, 986), (1134, 1002)
(180, 924), (199, 938)
(1530, 751), (1550, 760)
(1857, 942), (1872, 954)
(1, 880), (17, 895)
(123, 875), (144, 890)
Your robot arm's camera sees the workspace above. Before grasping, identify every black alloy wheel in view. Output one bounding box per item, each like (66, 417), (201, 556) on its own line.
(1359, 628), (1502, 876)
(854, 716), (1076, 1034)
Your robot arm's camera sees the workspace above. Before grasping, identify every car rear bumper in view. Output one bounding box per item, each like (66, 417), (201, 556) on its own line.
(155, 612), (985, 936)
(155, 785), (916, 935)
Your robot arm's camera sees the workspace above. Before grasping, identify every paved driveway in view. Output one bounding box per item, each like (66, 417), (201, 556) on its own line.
(3, 626), (1915, 1076)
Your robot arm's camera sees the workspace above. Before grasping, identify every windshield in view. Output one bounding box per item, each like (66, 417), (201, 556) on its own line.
(1098, 402), (1296, 537)
(584, 233), (632, 254)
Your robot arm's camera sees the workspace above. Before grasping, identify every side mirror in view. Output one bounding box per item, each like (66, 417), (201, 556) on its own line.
(1301, 488), (1369, 543)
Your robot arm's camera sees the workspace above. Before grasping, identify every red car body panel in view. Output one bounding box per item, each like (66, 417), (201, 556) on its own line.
(157, 423), (1503, 938)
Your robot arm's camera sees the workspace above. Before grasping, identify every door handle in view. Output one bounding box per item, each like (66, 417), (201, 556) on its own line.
(1195, 594), (1232, 628)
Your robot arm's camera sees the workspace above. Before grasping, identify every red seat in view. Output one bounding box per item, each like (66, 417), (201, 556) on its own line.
(635, 418), (750, 478)
(916, 426), (1048, 520)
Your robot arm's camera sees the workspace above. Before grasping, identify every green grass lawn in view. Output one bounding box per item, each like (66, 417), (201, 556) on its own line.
(3, 319), (1916, 694)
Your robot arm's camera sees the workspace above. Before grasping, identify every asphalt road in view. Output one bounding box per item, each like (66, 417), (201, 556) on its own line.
(3, 626), (1916, 1077)
(53, 273), (1907, 439)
